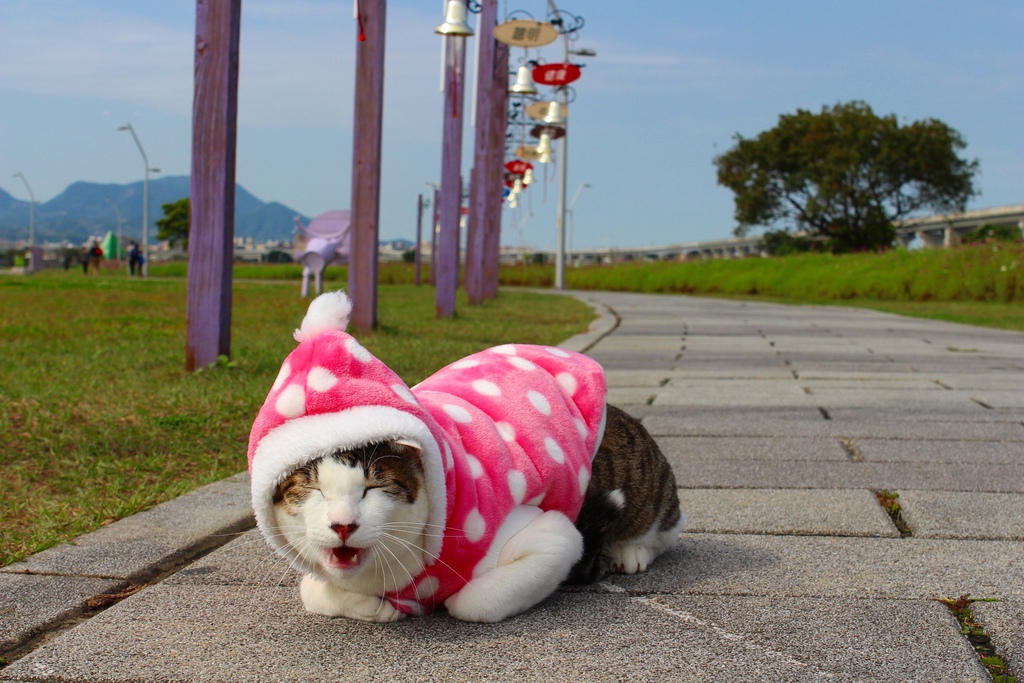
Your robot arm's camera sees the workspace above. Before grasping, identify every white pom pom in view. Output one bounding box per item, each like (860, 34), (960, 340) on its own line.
(294, 291), (352, 342)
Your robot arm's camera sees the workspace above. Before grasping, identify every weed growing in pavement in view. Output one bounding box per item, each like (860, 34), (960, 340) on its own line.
(939, 595), (1016, 683)
(873, 490), (912, 537)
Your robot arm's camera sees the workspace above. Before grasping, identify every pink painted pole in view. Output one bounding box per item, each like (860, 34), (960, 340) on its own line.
(482, 17), (509, 300)
(348, 0), (386, 332)
(435, 33), (468, 318)
(186, 0), (241, 372)
(465, 0), (496, 304)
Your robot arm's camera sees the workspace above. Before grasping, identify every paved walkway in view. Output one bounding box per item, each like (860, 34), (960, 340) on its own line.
(2, 292), (1022, 682)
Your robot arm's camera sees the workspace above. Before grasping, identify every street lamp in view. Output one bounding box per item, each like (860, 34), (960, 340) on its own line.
(567, 181), (590, 267)
(12, 172), (36, 250)
(118, 123), (159, 277)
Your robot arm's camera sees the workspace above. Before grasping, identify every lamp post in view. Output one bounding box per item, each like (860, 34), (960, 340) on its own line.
(12, 172), (37, 272)
(118, 123), (158, 277)
(12, 171), (36, 248)
(567, 181), (590, 267)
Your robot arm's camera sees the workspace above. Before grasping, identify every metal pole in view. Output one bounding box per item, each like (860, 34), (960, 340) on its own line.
(547, 0), (570, 290)
(118, 123), (154, 278)
(12, 173), (35, 250)
(415, 193), (424, 286)
(567, 181), (589, 267)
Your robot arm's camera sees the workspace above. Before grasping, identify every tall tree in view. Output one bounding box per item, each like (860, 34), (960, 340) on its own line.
(156, 197), (190, 249)
(714, 101), (979, 252)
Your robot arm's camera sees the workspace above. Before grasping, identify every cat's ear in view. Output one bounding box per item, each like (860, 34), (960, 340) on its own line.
(392, 438), (421, 454)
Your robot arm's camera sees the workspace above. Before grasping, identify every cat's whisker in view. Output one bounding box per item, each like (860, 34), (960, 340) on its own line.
(378, 532), (468, 587)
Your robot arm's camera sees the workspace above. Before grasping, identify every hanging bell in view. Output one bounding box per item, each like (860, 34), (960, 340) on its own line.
(541, 100), (565, 125)
(536, 131), (554, 163)
(513, 178), (524, 193)
(435, 0), (474, 36)
(522, 167), (534, 186)
(509, 65), (538, 95)
(508, 192), (519, 209)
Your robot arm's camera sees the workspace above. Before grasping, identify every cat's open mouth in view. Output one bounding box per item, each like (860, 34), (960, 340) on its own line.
(327, 545), (364, 570)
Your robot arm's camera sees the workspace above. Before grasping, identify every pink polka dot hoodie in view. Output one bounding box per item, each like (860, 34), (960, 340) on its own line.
(248, 291), (607, 614)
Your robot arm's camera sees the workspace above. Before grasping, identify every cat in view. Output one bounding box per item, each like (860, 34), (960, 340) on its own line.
(270, 405), (684, 622)
(568, 404), (686, 584)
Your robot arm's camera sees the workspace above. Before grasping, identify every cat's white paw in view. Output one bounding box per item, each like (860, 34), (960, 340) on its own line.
(300, 574), (404, 622)
(609, 542), (652, 574)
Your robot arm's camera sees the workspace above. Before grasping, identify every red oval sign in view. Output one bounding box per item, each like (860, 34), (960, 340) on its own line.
(504, 160), (532, 175)
(532, 63), (581, 86)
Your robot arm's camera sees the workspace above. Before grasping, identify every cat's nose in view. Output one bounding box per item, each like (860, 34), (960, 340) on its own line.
(330, 523), (359, 541)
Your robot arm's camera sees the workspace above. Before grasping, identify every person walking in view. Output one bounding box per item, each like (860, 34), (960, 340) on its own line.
(88, 241), (103, 275)
(128, 242), (141, 276)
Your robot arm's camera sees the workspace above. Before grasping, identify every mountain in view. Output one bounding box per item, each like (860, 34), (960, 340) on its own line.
(0, 176), (310, 245)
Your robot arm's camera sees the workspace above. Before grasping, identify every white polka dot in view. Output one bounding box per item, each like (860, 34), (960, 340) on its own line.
(556, 372), (578, 396)
(415, 576), (439, 599)
(507, 470), (527, 504)
(306, 366), (338, 393)
(528, 390), (551, 416)
(574, 418), (589, 439)
(578, 466), (591, 496)
(496, 422), (516, 442)
(507, 357), (537, 371)
(451, 359), (481, 370)
(545, 437), (565, 463)
(345, 338), (373, 363)
(491, 344), (517, 355)
(464, 509), (486, 543)
(391, 384), (418, 405)
(272, 361), (292, 392)
(527, 493), (546, 506)
(443, 404), (473, 423)
(466, 454), (484, 479)
(274, 384), (306, 418)
(545, 347), (570, 358)
(471, 379), (501, 397)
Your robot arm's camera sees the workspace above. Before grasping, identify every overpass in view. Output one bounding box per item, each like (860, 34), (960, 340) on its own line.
(894, 204), (1024, 248)
(507, 204), (1024, 264)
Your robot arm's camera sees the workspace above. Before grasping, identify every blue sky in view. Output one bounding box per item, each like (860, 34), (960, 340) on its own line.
(1, 0), (1021, 249)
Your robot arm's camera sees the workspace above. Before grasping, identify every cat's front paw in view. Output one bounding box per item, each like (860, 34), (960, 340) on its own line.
(608, 542), (652, 574)
(300, 574), (404, 622)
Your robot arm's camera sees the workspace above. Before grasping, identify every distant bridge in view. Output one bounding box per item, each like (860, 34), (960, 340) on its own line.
(509, 204), (1024, 264)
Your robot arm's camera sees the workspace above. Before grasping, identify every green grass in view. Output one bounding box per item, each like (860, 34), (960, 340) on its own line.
(499, 242), (1024, 330)
(0, 270), (594, 566)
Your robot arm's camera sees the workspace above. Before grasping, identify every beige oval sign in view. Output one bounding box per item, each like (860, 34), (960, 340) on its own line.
(515, 145), (542, 161)
(493, 20), (559, 48)
(526, 100), (568, 121)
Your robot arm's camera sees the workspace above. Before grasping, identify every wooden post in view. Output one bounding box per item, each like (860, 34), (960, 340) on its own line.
(430, 187), (440, 286)
(348, 0), (386, 332)
(414, 193), (423, 286)
(186, 0), (241, 372)
(436, 33), (468, 318)
(465, 0), (497, 304)
(482, 20), (509, 300)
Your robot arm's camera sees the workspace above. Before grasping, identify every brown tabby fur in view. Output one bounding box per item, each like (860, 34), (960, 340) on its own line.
(568, 404), (682, 583)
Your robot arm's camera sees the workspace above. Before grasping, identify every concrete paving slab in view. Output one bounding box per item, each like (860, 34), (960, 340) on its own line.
(0, 585), (861, 683)
(163, 530), (299, 588)
(823, 414), (1024, 441)
(669, 457), (1024, 492)
(973, 599), (1024, 680)
(605, 387), (658, 406)
(678, 488), (898, 537)
(602, 369), (677, 387)
(855, 438), (1023, 464)
(643, 407), (833, 438)
(0, 573), (124, 654)
(598, 534), (1024, 600)
(658, 435), (850, 462)
(897, 490), (1024, 540)
(643, 594), (987, 683)
(0, 477), (254, 582)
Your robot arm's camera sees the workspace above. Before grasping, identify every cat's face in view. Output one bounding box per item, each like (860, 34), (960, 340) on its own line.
(272, 442), (429, 592)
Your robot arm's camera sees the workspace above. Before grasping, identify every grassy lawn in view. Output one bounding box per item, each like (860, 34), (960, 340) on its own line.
(0, 271), (594, 566)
